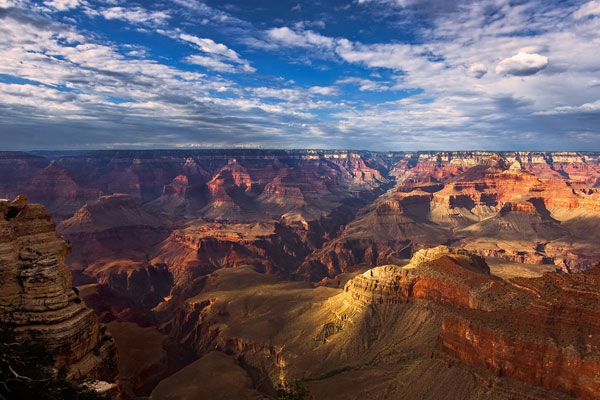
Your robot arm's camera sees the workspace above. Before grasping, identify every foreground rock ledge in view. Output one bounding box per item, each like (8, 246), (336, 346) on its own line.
(0, 195), (118, 386)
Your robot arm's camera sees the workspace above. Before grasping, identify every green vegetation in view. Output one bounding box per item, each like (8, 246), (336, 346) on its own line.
(276, 380), (312, 400)
(0, 324), (101, 400)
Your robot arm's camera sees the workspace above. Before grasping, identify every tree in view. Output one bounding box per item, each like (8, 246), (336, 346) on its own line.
(0, 324), (101, 400)
(276, 380), (312, 400)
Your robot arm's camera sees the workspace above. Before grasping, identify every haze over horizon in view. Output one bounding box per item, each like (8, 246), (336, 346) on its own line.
(1, 0), (600, 150)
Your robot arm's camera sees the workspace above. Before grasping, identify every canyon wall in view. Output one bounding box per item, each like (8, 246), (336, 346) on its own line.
(157, 245), (597, 399)
(1, 150), (600, 301)
(0, 195), (118, 385)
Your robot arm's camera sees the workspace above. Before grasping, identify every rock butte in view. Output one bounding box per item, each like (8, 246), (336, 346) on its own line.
(0, 195), (118, 389)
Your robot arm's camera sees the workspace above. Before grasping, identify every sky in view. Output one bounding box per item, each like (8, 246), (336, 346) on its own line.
(0, 0), (600, 150)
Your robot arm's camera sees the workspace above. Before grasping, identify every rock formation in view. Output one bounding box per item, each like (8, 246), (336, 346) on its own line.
(2, 149), (600, 301)
(155, 246), (599, 399)
(4, 150), (600, 399)
(342, 246), (600, 399)
(299, 152), (600, 279)
(0, 195), (118, 385)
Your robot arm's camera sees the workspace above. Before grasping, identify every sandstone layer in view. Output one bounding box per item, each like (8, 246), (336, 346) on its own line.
(0, 195), (118, 384)
(155, 246), (595, 399)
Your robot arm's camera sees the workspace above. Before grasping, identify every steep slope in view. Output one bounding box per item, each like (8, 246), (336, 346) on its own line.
(157, 246), (592, 399)
(58, 194), (172, 308)
(299, 154), (600, 280)
(0, 195), (118, 386)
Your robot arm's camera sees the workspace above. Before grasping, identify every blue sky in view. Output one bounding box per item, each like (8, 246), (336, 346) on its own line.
(1, 0), (600, 150)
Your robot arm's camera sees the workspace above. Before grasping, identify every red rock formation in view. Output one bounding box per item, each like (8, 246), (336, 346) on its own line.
(344, 246), (497, 310)
(151, 222), (308, 285)
(438, 267), (600, 399)
(341, 246), (600, 399)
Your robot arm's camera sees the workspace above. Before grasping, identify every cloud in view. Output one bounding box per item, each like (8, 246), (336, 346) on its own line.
(336, 77), (389, 92)
(309, 86), (339, 96)
(180, 34), (255, 73)
(535, 100), (600, 115)
(467, 63), (487, 79)
(43, 0), (80, 11)
(573, 1), (600, 19)
(180, 34), (240, 61)
(251, 87), (303, 101)
(185, 55), (239, 73)
(92, 6), (170, 25)
(266, 27), (334, 48)
(0, 9), (335, 150)
(495, 52), (548, 76)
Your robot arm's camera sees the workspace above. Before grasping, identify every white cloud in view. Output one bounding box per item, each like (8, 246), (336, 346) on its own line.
(535, 100), (600, 115)
(467, 63), (487, 79)
(266, 27), (334, 48)
(309, 86), (339, 96)
(94, 6), (170, 25)
(335, 39), (440, 75)
(185, 55), (239, 73)
(0, 10), (332, 150)
(495, 52), (549, 76)
(251, 87), (303, 101)
(573, 1), (600, 19)
(43, 0), (80, 10)
(180, 34), (241, 61)
(180, 34), (255, 73)
(336, 77), (389, 92)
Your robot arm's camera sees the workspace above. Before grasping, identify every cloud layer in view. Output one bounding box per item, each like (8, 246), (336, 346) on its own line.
(0, 0), (599, 150)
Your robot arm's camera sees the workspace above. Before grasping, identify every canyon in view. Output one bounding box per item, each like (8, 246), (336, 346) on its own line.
(1, 150), (600, 398)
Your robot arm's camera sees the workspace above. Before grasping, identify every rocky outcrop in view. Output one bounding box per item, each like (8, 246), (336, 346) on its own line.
(438, 266), (600, 399)
(340, 246), (600, 399)
(343, 247), (497, 311)
(152, 221), (308, 285)
(0, 195), (118, 384)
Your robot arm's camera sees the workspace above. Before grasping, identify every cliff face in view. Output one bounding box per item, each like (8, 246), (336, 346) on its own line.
(0, 195), (118, 383)
(158, 246), (594, 399)
(437, 268), (600, 399)
(3, 150), (600, 293)
(343, 247), (494, 310)
(339, 246), (600, 399)
(299, 152), (600, 280)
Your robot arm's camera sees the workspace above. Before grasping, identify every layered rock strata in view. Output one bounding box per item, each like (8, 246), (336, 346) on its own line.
(0, 195), (118, 383)
(160, 246), (592, 399)
(341, 246), (600, 399)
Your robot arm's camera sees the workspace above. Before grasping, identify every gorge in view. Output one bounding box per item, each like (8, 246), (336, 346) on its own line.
(1, 150), (600, 399)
